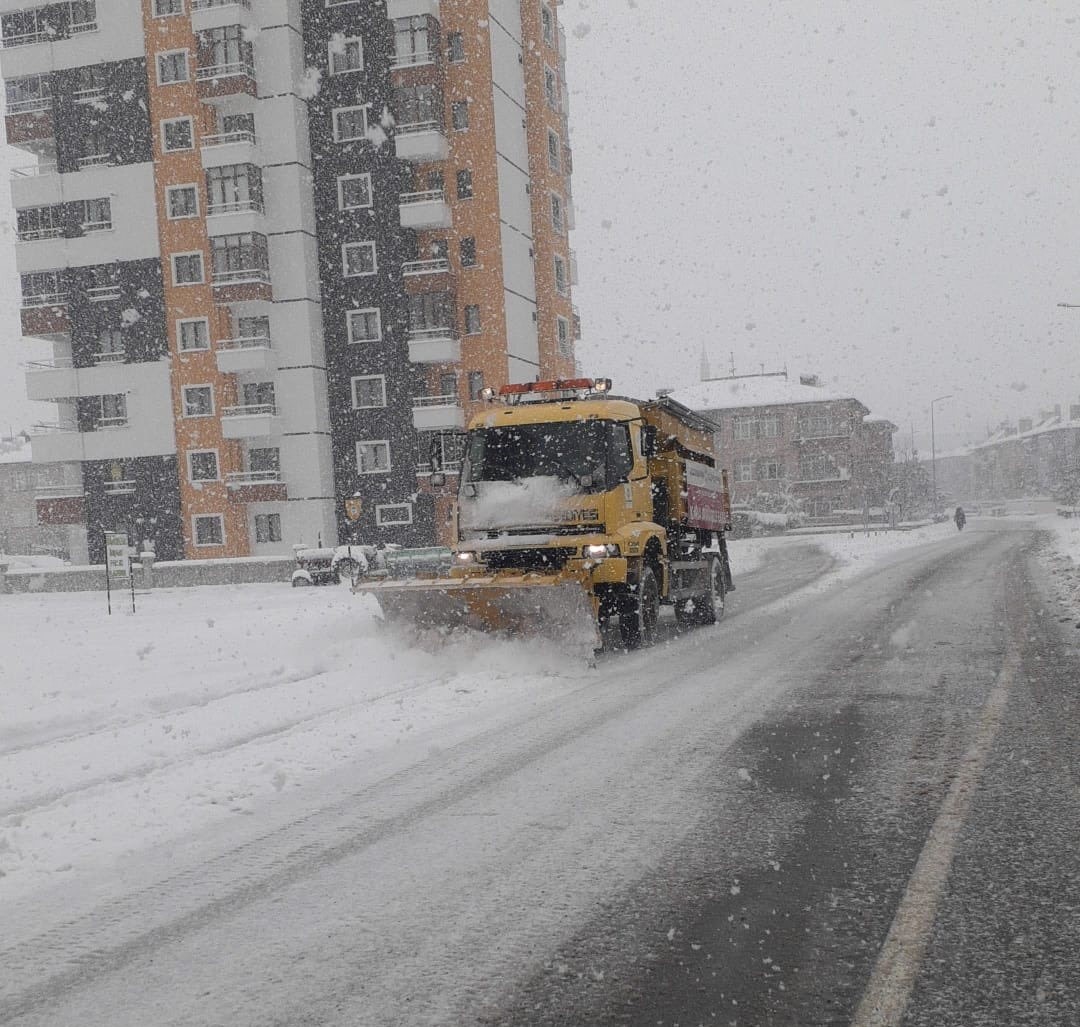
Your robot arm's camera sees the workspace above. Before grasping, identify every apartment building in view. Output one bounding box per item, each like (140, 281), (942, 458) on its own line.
(672, 373), (896, 521)
(2, 0), (577, 560)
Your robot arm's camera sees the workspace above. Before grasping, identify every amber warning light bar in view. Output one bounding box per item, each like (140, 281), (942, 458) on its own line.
(480, 378), (613, 403)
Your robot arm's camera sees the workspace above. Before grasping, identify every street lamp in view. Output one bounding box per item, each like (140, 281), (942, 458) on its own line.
(930, 394), (953, 517)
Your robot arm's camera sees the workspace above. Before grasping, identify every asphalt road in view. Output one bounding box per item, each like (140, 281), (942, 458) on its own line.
(3, 521), (1076, 1027)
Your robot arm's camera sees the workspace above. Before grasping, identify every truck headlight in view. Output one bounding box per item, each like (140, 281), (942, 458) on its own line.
(454, 551), (477, 564)
(583, 543), (620, 559)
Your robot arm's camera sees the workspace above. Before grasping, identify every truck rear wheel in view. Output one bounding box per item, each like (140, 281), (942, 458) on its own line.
(696, 555), (726, 625)
(619, 565), (660, 649)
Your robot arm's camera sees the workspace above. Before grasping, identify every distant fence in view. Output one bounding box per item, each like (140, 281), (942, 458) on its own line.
(0, 554), (295, 594)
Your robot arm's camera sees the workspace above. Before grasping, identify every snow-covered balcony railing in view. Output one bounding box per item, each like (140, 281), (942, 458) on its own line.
(102, 479), (136, 495)
(21, 291), (69, 308)
(416, 460), (462, 476)
(413, 393), (459, 408)
(87, 284), (121, 302)
(407, 326), (456, 341)
(18, 227), (63, 242)
(391, 49), (434, 69)
(1, 30), (51, 48)
(81, 218), (112, 233)
(396, 120), (443, 137)
(11, 162), (58, 179)
(206, 198), (264, 217)
(73, 86), (105, 104)
(191, 0), (251, 9)
(93, 351), (125, 364)
(226, 470), (282, 487)
(402, 258), (450, 276)
(196, 61), (255, 81)
(26, 357), (73, 371)
(76, 153), (113, 169)
(394, 119), (449, 162)
(222, 403), (276, 418)
(212, 267), (271, 286)
(31, 421), (77, 435)
(202, 129), (256, 148)
(34, 482), (84, 498)
(400, 189), (446, 206)
(96, 416), (129, 430)
(6, 96), (51, 113)
(218, 334), (270, 351)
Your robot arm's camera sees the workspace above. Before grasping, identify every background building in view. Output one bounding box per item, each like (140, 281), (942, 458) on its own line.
(1, 0), (577, 561)
(671, 372), (896, 523)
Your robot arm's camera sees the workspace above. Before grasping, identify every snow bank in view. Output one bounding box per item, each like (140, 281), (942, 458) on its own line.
(459, 475), (579, 531)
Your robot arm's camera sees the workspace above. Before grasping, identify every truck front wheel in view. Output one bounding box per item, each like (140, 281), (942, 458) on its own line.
(619, 565), (660, 649)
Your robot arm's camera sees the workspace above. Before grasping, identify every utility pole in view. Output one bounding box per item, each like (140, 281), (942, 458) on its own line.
(930, 394), (953, 516)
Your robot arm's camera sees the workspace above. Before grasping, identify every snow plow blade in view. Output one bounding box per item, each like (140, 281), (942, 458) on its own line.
(355, 575), (601, 657)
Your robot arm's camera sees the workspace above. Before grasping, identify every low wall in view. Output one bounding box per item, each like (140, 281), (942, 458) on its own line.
(1, 555), (295, 594)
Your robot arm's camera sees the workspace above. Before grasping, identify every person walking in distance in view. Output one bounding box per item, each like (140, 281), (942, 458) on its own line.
(954, 506), (966, 531)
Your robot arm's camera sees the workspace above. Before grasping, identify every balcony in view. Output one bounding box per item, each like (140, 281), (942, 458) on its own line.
(226, 468), (287, 501)
(407, 326), (459, 364)
(102, 479), (136, 496)
(215, 334), (273, 374)
(191, 0), (252, 32)
(87, 284), (121, 303)
(196, 60), (256, 100)
(200, 129), (257, 168)
(206, 198), (264, 234)
(399, 190), (451, 230)
(402, 258), (450, 277)
(6, 96), (50, 114)
(391, 49), (434, 70)
(412, 394), (464, 431)
(394, 121), (449, 163)
(35, 484), (86, 526)
(10, 161), (57, 180)
(76, 153), (113, 170)
(211, 266), (272, 302)
(30, 421), (138, 463)
(221, 404), (279, 439)
(416, 460), (461, 478)
(387, 0), (440, 19)
(25, 358), (76, 401)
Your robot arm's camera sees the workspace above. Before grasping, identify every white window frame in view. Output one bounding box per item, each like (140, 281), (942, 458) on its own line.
(556, 315), (571, 357)
(157, 49), (190, 86)
(351, 374), (387, 410)
(166, 183), (199, 220)
(376, 503), (414, 527)
(464, 303), (482, 335)
(550, 192), (564, 234)
(171, 251), (205, 286)
(177, 317), (211, 351)
(254, 512), (282, 543)
(547, 130), (560, 172)
(332, 105), (368, 142)
(182, 384), (214, 418)
(347, 307), (382, 344)
(734, 458), (754, 483)
(553, 254), (568, 295)
(356, 440), (391, 475)
(337, 172), (372, 210)
(328, 35), (363, 75)
(192, 514), (225, 548)
(152, 0), (183, 16)
(161, 116), (194, 153)
(188, 448), (220, 482)
(541, 4), (554, 45)
(544, 65), (558, 109)
(342, 240), (377, 277)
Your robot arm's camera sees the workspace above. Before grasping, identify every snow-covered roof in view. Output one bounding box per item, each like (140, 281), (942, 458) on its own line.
(0, 432), (32, 465)
(972, 409), (1080, 451)
(669, 375), (862, 413)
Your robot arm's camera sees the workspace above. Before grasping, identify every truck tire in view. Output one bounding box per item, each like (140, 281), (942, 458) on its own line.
(619, 564), (660, 649)
(695, 555), (726, 625)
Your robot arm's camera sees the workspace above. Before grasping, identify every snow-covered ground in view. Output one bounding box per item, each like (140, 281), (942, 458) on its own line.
(0, 518), (1002, 914)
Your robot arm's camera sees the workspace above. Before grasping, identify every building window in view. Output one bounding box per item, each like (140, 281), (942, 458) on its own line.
(20, 270), (65, 306)
(16, 204), (62, 241)
(172, 252), (205, 285)
(5, 73), (51, 113)
(178, 318), (210, 351)
(167, 184), (199, 219)
(455, 169), (474, 200)
(759, 459), (783, 480)
(734, 458), (754, 483)
(183, 385), (213, 418)
(249, 447), (280, 475)
(797, 412), (841, 439)
(376, 503), (413, 527)
(202, 24), (251, 72)
(237, 314), (270, 342)
(451, 100), (469, 131)
(460, 237), (477, 268)
(544, 66), (558, 109)
(347, 308), (382, 343)
(254, 513), (282, 543)
(189, 450), (219, 482)
(342, 241), (377, 277)
(206, 163), (263, 214)
(467, 371), (484, 401)
(760, 414), (781, 438)
(541, 4), (554, 45)
(394, 16), (430, 64)
(351, 375), (387, 409)
(553, 254), (568, 295)
(193, 514), (224, 547)
(211, 233), (269, 280)
(556, 316), (571, 358)
(157, 50), (189, 85)
(547, 131), (560, 172)
(464, 304), (481, 335)
(733, 416), (757, 441)
(550, 193), (564, 233)
(798, 454), (841, 481)
(392, 83), (441, 125)
(153, 0), (182, 15)
(162, 117), (194, 152)
(356, 440), (391, 475)
(333, 106), (368, 142)
(338, 173), (372, 210)
(329, 35), (363, 74)
(95, 328), (123, 362)
(96, 393), (127, 428)
(447, 31), (465, 63)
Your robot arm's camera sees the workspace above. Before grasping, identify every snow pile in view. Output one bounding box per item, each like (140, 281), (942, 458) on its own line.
(459, 475), (579, 532)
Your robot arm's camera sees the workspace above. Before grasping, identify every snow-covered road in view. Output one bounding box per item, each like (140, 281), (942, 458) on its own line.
(1, 523), (984, 1025)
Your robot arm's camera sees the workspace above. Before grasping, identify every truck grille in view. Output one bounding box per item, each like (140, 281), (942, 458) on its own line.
(483, 547), (576, 572)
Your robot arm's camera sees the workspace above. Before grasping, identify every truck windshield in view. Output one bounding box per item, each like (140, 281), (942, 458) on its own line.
(463, 420), (633, 492)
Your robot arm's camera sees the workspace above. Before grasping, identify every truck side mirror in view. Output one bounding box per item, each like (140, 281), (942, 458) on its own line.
(640, 425), (658, 458)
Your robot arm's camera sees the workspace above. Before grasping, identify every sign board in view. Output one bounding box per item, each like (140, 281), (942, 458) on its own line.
(684, 461), (731, 532)
(104, 531), (131, 579)
(344, 496), (363, 523)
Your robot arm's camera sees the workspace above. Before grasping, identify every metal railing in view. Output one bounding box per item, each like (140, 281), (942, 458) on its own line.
(1, 31), (52, 48)
(77, 153), (112, 168)
(206, 199), (264, 216)
(402, 258), (450, 276)
(35, 483), (84, 497)
(26, 357), (73, 371)
(19, 227), (63, 241)
(222, 403), (276, 417)
(103, 479), (136, 495)
(21, 292), (68, 308)
(391, 50), (434, 68)
(196, 61), (255, 80)
(226, 470), (282, 486)
(416, 460), (462, 476)
(396, 119), (444, 136)
(412, 393), (459, 408)
(81, 219), (112, 233)
(218, 334), (271, 350)
(202, 129), (256, 147)
(407, 325), (457, 340)
(97, 416), (129, 429)
(11, 162), (57, 179)
(31, 421), (77, 435)
(192, 0), (251, 9)
(400, 189), (446, 205)
(6, 96), (51, 113)
(73, 87), (105, 103)
(93, 351), (125, 363)
(212, 267), (271, 286)
(87, 285), (121, 301)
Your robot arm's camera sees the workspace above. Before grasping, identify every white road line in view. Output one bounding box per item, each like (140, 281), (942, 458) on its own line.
(851, 585), (1019, 1027)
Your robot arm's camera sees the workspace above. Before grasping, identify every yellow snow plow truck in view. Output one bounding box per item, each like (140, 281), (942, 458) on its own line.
(355, 377), (733, 655)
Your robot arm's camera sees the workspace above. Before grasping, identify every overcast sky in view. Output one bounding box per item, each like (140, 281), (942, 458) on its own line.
(2, 1), (1080, 454)
(561, 0), (1080, 453)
